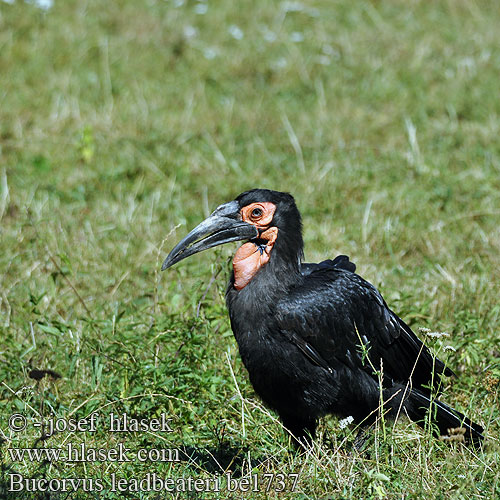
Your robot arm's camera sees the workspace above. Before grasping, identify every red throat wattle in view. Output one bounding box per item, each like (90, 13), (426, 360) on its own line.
(233, 227), (278, 290)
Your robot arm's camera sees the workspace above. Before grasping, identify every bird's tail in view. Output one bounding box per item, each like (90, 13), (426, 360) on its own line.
(389, 386), (484, 446)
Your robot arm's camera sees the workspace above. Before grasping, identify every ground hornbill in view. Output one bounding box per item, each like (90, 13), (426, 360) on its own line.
(162, 189), (483, 446)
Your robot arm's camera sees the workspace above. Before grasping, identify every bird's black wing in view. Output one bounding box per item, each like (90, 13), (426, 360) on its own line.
(275, 267), (453, 394)
(300, 255), (356, 276)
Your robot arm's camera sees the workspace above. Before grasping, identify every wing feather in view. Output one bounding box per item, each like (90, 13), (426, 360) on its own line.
(276, 267), (453, 393)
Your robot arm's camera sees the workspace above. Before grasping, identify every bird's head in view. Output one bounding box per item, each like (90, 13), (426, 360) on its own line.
(162, 189), (303, 289)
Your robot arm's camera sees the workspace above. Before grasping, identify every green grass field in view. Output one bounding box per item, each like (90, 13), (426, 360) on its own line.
(1, 0), (499, 498)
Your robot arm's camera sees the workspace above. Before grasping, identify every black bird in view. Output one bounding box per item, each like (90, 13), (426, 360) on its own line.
(162, 189), (483, 446)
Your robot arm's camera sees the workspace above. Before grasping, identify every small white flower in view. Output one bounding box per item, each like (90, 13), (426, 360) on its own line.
(261, 27), (277, 43)
(339, 416), (354, 429)
(203, 47), (217, 60)
(183, 25), (198, 39)
(322, 44), (340, 59)
(194, 2), (207, 14)
(281, 1), (304, 12)
(317, 55), (331, 66)
(37, 0), (53, 8)
(458, 57), (475, 71)
(228, 25), (244, 40)
(26, 0), (53, 9)
(290, 31), (304, 43)
(272, 57), (288, 69)
(479, 49), (491, 63)
(426, 331), (450, 339)
(444, 345), (456, 352)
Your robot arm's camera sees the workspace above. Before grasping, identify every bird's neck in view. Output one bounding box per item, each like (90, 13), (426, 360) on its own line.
(229, 245), (302, 301)
(232, 227), (279, 290)
(226, 244), (303, 348)
(257, 247), (302, 288)
(236, 224), (303, 282)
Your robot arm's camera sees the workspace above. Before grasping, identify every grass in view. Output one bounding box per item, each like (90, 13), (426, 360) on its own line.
(0, 0), (499, 498)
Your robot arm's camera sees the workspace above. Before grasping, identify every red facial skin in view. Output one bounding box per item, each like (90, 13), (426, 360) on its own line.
(233, 202), (278, 290)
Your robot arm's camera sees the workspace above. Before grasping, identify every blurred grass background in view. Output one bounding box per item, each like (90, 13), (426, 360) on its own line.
(0, 0), (499, 498)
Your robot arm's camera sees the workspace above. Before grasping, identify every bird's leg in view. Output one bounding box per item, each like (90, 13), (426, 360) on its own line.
(280, 415), (317, 449)
(352, 424), (373, 452)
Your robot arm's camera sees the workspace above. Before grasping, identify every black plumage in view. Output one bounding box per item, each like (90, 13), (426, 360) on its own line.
(163, 189), (483, 446)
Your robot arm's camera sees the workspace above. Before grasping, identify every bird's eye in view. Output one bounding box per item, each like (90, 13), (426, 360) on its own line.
(251, 207), (263, 218)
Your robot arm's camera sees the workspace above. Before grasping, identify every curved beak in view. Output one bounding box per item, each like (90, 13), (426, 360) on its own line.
(161, 201), (258, 270)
